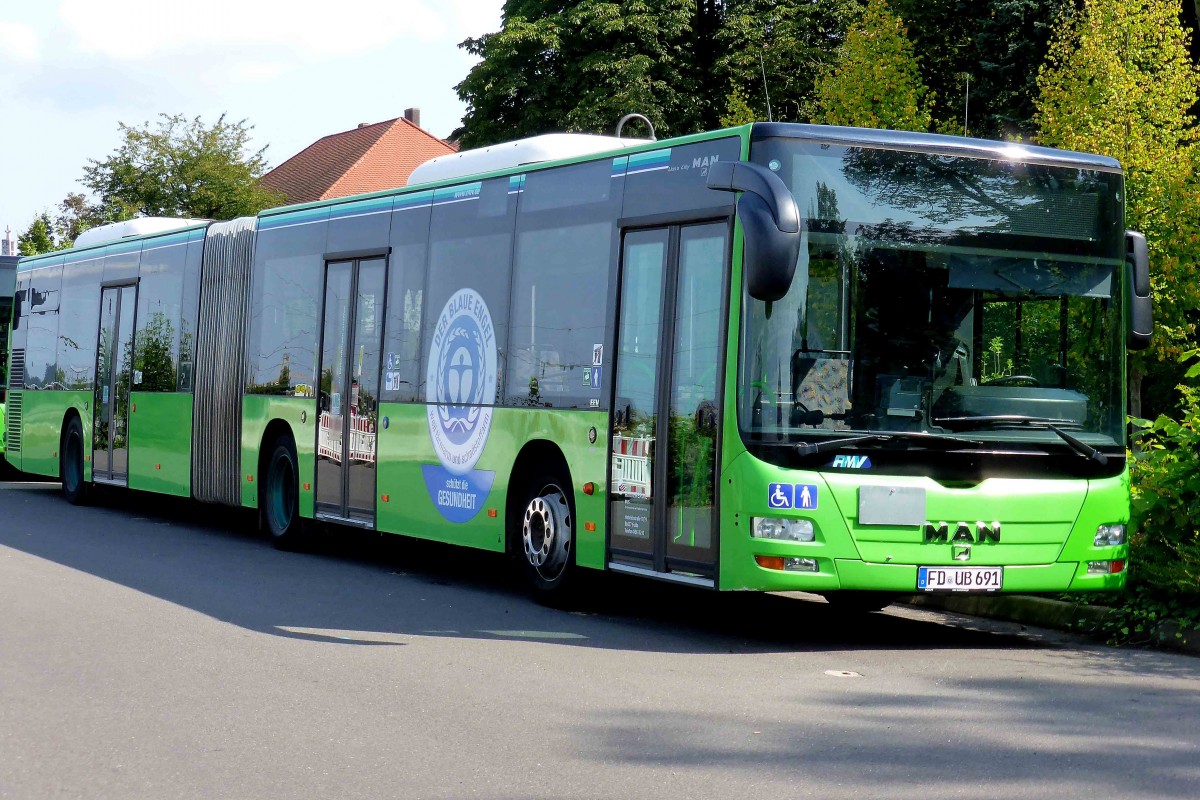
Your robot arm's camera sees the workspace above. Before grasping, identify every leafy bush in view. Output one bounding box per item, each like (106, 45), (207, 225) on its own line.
(1129, 349), (1200, 602)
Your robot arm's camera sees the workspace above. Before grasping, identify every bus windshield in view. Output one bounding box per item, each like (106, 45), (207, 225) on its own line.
(741, 138), (1126, 462)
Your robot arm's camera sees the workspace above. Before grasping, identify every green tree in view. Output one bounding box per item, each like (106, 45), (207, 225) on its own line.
(716, 0), (859, 124)
(17, 213), (58, 256)
(54, 192), (123, 244)
(810, 0), (933, 131)
(1035, 0), (1200, 418)
(720, 80), (760, 127)
(971, 0), (1072, 138)
(890, 1), (1069, 139)
(82, 113), (282, 220)
(455, 1), (712, 148)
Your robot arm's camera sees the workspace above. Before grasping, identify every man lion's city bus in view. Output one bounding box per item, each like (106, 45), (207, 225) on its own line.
(2, 123), (1152, 610)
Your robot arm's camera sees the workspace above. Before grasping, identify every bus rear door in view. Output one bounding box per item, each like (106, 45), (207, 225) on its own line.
(93, 283), (137, 484)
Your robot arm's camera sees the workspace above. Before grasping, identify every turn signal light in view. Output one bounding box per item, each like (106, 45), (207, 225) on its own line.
(1087, 560), (1126, 575)
(755, 555), (786, 570)
(583, 482), (595, 495)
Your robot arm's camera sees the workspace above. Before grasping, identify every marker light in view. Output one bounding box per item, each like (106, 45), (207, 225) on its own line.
(752, 517), (815, 542)
(1094, 524), (1127, 547)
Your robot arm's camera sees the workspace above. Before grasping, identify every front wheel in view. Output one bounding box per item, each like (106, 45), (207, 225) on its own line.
(60, 417), (89, 505)
(515, 473), (576, 601)
(263, 438), (308, 550)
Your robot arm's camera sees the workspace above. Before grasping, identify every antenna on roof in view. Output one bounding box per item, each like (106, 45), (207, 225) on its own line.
(616, 113), (656, 141)
(759, 51), (773, 122)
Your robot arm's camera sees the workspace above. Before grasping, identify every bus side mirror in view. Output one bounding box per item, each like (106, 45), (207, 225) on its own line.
(1126, 230), (1152, 350)
(707, 161), (802, 302)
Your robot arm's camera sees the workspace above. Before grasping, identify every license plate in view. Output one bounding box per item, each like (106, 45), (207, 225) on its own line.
(917, 566), (1003, 592)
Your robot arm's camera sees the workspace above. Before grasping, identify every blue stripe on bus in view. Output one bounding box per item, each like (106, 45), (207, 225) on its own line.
(259, 207), (329, 230)
(393, 190), (434, 212)
(626, 149), (671, 173)
(329, 196), (394, 220)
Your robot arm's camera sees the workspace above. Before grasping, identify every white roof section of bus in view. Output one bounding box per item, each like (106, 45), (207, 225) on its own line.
(408, 133), (651, 186)
(72, 217), (207, 249)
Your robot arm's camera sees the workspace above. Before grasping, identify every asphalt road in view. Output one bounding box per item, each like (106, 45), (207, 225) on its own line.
(1, 480), (1197, 799)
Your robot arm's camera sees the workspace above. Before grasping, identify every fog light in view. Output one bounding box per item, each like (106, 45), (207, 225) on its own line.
(784, 557), (819, 572)
(752, 517), (815, 542)
(1094, 524), (1127, 547)
(1087, 560), (1126, 575)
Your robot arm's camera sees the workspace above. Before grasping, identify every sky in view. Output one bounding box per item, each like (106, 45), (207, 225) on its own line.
(0, 0), (504, 241)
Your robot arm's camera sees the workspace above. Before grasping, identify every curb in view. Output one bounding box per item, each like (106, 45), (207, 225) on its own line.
(903, 593), (1200, 655)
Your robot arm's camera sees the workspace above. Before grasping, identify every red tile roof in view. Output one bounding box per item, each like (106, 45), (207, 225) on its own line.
(261, 117), (457, 204)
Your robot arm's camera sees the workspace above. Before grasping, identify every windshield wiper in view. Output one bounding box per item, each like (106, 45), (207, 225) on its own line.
(932, 414), (1108, 465)
(795, 431), (983, 457)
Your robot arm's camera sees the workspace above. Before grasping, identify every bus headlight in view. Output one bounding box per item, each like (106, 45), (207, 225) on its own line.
(752, 517), (815, 542)
(1094, 524), (1127, 547)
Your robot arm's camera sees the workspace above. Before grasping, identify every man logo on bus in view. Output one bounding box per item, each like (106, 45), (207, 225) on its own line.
(426, 288), (497, 474)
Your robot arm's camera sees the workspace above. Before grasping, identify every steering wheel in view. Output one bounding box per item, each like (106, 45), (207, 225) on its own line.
(983, 375), (1040, 387)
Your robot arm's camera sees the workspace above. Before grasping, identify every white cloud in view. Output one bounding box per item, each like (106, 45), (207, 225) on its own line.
(58, 0), (461, 61)
(228, 61), (289, 83)
(0, 22), (40, 62)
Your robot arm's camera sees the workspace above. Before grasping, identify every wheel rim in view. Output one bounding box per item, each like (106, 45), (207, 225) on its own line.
(269, 453), (295, 531)
(521, 483), (572, 581)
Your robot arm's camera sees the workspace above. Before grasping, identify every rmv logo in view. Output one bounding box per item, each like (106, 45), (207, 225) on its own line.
(924, 521), (1002, 544)
(831, 455), (872, 469)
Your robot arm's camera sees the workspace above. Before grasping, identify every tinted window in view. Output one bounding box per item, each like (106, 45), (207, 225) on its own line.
(423, 179), (515, 405)
(505, 160), (620, 408)
(177, 229), (205, 392)
(382, 195), (432, 403)
(247, 210), (329, 395)
(134, 235), (189, 392)
(57, 251), (104, 391)
(24, 259), (63, 389)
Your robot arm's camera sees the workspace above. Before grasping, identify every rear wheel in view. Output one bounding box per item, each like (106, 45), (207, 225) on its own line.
(60, 417), (89, 505)
(515, 472), (576, 601)
(263, 438), (308, 550)
(822, 591), (897, 614)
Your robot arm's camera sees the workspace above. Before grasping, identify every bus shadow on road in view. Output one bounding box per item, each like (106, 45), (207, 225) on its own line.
(0, 483), (1105, 656)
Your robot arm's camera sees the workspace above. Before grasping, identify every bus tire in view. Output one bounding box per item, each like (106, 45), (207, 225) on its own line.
(60, 416), (89, 506)
(821, 591), (897, 614)
(263, 437), (308, 551)
(515, 471), (576, 602)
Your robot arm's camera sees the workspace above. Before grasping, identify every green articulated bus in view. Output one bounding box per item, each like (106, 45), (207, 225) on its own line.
(2, 122), (1153, 608)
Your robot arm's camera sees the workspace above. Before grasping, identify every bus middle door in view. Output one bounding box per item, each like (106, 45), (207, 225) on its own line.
(315, 257), (386, 527)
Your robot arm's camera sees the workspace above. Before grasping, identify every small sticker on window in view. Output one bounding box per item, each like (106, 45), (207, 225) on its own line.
(582, 367), (592, 386)
(592, 344), (604, 366)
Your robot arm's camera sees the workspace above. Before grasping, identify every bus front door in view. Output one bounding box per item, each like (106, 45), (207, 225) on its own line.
(315, 257), (386, 527)
(93, 283), (137, 485)
(608, 223), (727, 583)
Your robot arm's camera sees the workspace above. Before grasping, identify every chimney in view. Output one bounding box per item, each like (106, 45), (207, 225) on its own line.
(404, 107), (421, 128)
